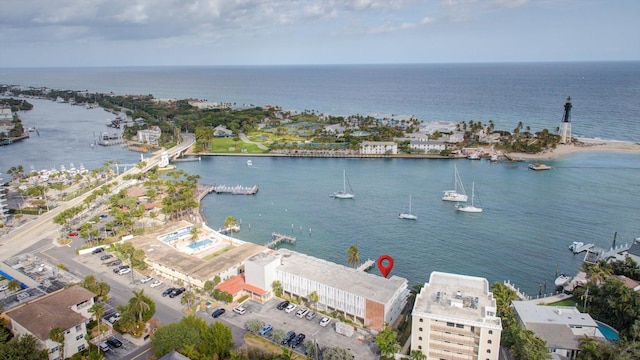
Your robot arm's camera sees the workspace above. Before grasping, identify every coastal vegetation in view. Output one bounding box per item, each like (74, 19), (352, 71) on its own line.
(2, 85), (563, 156)
(151, 315), (234, 359)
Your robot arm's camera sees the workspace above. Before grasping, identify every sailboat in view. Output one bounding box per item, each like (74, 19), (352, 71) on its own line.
(399, 195), (417, 220)
(456, 182), (483, 213)
(442, 165), (468, 202)
(332, 170), (354, 199)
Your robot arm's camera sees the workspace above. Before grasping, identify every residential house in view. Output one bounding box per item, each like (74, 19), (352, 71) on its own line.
(5, 285), (95, 360)
(137, 126), (162, 145)
(360, 141), (398, 155)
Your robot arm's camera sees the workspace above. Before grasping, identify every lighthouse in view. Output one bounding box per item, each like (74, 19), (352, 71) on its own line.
(559, 96), (572, 144)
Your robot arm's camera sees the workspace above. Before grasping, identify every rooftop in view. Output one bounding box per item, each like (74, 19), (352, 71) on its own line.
(413, 271), (500, 326)
(274, 249), (407, 304)
(5, 285), (94, 340)
(512, 301), (598, 328)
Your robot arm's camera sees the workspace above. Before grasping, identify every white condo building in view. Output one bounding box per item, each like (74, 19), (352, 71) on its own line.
(245, 249), (409, 331)
(411, 272), (502, 360)
(360, 141), (398, 155)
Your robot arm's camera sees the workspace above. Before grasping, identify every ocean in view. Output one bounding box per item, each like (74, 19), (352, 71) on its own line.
(1, 62), (639, 295)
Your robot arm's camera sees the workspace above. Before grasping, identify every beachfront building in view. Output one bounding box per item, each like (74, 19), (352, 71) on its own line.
(411, 271), (502, 360)
(244, 249), (409, 331)
(0, 171), (8, 222)
(137, 126), (162, 145)
(131, 221), (266, 289)
(409, 139), (447, 154)
(5, 285), (95, 360)
(360, 141), (398, 155)
(512, 301), (606, 359)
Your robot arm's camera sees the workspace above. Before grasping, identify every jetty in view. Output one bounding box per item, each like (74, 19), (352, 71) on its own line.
(171, 156), (201, 162)
(266, 233), (296, 248)
(584, 243), (631, 264)
(212, 184), (258, 195)
(196, 184), (215, 202)
(357, 259), (375, 272)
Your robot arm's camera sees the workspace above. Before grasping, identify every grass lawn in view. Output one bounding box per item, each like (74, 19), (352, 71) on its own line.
(547, 296), (581, 309)
(243, 333), (308, 360)
(207, 138), (268, 154)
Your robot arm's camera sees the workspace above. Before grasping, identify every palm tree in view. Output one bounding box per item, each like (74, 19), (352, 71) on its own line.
(346, 245), (361, 268)
(129, 289), (151, 323)
(89, 303), (105, 337)
(271, 280), (283, 297)
(181, 290), (196, 309)
(49, 327), (65, 360)
(308, 291), (319, 309)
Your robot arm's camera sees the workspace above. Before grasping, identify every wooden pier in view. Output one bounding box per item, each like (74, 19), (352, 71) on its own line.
(357, 259), (375, 272)
(196, 184), (215, 202)
(212, 184), (259, 195)
(266, 233), (296, 248)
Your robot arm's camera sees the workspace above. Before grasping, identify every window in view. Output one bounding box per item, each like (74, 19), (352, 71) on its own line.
(419, 327), (423, 332)
(446, 322), (455, 327)
(419, 318), (423, 322)
(418, 345), (422, 350)
(77, 344), (86, 352)
(419, 336), (423, 341)
(49, 346), (59, 353)
(487, 349), (491, 353)
(488, 340), (492, 344)
(488, 330), (493, 334)
(76, 334), (84, 341)
(65, 329), (70, 334)
(456, 324), (464, 329)
(75, 325), (82, 332)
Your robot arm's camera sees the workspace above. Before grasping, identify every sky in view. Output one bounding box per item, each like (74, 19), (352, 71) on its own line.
(0, 0), (638, 67)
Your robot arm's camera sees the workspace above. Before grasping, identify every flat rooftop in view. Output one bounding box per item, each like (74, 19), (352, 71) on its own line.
(275, 249), (407, 304)
(413, 271), (500, 325)
(132, 221), (266, 282)
(512, 301), (597, 327)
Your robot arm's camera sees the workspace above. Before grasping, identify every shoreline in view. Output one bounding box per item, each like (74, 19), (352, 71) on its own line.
(506, 138), (640, 161)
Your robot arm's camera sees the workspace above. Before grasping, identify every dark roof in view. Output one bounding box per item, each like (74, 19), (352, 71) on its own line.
(627, 243), (640, 257)
(160, 350), (191, 360)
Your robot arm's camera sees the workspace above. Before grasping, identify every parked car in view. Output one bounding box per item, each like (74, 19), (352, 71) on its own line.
(99, 214), (108, 219)
(258, 324), (273, 336)
(169, 287), (186, 298)
(319, 317), (331, 327)
(113, 265), (129, 274)
(92, 247), (104, 254)
(118, 267), (131, 275)
(284, 303), (297, 313)
(232, 306), (246, 315)
(68, 231), (79, 237)
(106, 259), (122, 267)
(281, 331), (296, 345)
(295, 307), (309, 318)
(162, 288), (176, 297)
(140, 275), (153, 284)
(290, 334), (306, 348)
(100, 254), (113, 261)
(98, 342), (110, 352)
(305, 311), (317, 320)
(212, 308), (226, 318)
(107, 313), (121, 324)
(106, 337), (122, 348)
(150, 280), (163, 288)
(277, 300), (290, 310)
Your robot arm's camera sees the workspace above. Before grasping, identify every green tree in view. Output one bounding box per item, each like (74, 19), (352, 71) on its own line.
(246, 318), (264, 334)
(7, 279), (21, 293)
(308, 290), (319, 309)
(346, 244), (361, 268)
(129, 289), (152, 323)
(322, 347), (353, 360)
(48, 327), (65, 360)
(199, 321), (234, 358)
(271, 280), (283, 297)
(410, 349), (427, 360)
(0, 334), (48, 360)
(88, 302), (106, 337)
(375, 325), (400, 358)
(151, 321), (201, 358)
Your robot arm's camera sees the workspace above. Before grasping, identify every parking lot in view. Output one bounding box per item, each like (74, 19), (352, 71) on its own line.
(76, 250), (377, 359)
(207, 299), (378, 360)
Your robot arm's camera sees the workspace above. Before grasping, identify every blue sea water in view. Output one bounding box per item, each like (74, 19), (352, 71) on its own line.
(1, 62), (639, 295)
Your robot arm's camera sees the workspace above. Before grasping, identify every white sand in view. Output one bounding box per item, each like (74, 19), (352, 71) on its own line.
(506, 138), (640, 160)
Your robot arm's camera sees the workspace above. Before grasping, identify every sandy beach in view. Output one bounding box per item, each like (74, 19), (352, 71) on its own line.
(506, 138), (640, 161)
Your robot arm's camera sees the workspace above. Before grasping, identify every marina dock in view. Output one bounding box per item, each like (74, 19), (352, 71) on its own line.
(267, 233), (296, 248)
(212, 184), (259, 195)
(357, 259), (375, 272)
(584, 243), (631, 264)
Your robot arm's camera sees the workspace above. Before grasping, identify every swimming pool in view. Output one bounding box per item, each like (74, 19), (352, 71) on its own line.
(596, 321), (620, 341)
(188, 239), (212, 249)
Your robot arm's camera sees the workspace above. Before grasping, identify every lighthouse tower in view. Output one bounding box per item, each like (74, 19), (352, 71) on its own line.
(559, 96), (572, 144)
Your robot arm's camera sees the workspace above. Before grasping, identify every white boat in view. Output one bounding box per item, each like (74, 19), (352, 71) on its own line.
(529, 163), (551, 171)
(555, 274), (572, 287)
(490, 154), (499, 162)
(456, 182), (483, 213)
(568, 241), (584, 252)
(467, 152), (481, 160)
(443, 165), (468, 202)
(399, 195), (417, 220)
(247, 160), (253, 167)
(332, 170), (354, 199)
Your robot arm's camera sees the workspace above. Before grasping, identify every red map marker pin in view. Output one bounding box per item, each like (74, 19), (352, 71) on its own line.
(377, 254), (394, 278)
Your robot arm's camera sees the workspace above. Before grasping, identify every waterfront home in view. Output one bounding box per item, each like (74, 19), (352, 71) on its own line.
(244, 249), (409, 332)
(512, 301), (607, 359)
(360, 141), (398, 155)
(409, 139), (447, 154)
(4, 285), (95, 360)
(411, 272), (502, 360)
(137, 126), (162, 145)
